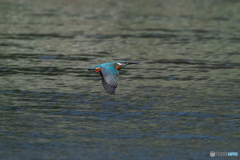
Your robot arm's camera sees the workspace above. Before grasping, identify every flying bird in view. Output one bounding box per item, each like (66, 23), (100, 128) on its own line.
(88, 61), (139, 95)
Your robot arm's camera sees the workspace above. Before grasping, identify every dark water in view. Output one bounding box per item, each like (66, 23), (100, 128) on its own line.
(1, 0), (240, 159)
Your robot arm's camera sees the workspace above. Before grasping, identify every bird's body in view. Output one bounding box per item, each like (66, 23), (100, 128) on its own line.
(88, 61), (139, 95)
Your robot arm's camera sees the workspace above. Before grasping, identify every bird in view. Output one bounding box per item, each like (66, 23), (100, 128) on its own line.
(88, 61), (139, 95)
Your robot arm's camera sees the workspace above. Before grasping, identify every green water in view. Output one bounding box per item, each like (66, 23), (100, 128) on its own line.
(0, 0), (240, 159)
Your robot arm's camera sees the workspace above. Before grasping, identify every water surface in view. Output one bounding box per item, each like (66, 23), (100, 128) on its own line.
(0, 0), (240, 159)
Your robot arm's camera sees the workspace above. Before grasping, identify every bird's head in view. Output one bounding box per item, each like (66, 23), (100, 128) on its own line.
(116, 61), (139, 69)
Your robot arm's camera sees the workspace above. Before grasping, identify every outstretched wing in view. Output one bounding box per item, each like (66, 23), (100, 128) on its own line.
(100, 63), (119, 95)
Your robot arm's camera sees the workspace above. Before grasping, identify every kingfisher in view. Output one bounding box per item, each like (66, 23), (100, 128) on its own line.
(88, 61), (139, 95)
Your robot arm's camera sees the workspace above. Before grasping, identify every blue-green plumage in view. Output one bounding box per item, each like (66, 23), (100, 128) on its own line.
(88, 61), (139, 95)
(99, 62), (118, 95)
(89, 65), (100, 69)
(100, 62), (119, 75)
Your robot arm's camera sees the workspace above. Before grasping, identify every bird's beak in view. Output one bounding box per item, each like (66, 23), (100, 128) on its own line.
(127, 62), (140, 65)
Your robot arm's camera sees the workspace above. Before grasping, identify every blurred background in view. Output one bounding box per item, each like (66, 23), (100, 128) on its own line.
(0, 0), (240, 159)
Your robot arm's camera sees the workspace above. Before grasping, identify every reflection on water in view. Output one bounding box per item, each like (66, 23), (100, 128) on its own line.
(0, 0), (240, 159)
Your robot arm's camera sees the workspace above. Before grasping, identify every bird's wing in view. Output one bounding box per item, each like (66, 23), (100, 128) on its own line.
(100, 64), (119, 95)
